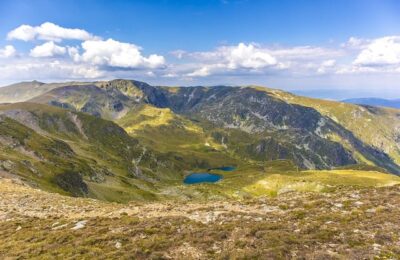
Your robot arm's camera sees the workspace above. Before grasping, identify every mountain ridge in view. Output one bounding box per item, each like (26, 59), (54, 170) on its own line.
(342, 97), (400, 109)
(0, 79), (399, 201)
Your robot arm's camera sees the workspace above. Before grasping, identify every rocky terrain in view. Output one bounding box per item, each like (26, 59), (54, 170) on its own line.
(0, 79), (400, 259)
(0, 79), (399, 202)
(1, 177), (400, 259)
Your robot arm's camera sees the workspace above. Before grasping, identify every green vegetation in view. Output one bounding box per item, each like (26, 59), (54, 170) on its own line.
(0, 80), (399, 202)
(1, 178), (400, 259)
(0, 80), (400, 259)
(265, 87), (400, 165)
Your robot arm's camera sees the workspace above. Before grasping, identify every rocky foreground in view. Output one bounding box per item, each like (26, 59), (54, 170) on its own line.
(1, 177), (400, 259)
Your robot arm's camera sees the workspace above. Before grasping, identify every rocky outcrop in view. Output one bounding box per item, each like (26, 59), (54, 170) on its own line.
(22, 80), (400, 173)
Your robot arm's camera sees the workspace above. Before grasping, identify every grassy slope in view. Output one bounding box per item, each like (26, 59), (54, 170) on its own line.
(0, 103), (172, 202)
(117, 104), (240, 170)
(2, 178), (400, 258)
(112, 96), (400, 200)
(160, 162), (400, 200)
(244, 169), (400, 197)
(1, 82), (400, 202)
(23, 80), (400, 172)
(262, 87), (400, 165)
(0, 81), (94, 103)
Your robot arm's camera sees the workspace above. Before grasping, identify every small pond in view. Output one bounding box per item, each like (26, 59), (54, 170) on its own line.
(208, 166), (237, 172)
(183, 173), (222, 184)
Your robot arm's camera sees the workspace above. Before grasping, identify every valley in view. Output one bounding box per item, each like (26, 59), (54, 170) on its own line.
(0, 79), (399, 202)
(0, 79), (400, 258)
(3, 1), (400, 258)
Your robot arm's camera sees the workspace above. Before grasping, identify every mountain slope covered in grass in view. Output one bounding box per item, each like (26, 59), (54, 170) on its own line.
(2, 177), (400, 258)
(343, 97), (400, 109)
(24, 79), (400, 174)
(0, 79), (399, 202)
(0, 102), (191, 201)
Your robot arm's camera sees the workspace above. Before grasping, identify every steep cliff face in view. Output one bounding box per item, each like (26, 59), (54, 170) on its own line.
(149, 86), (399, 172)
(19, 79), (400, 174)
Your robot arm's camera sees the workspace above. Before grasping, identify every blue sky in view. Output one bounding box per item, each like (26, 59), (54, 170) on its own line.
(0, 0), (400, 99)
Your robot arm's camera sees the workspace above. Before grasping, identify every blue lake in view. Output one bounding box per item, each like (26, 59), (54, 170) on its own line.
(183, 173), (222, 184)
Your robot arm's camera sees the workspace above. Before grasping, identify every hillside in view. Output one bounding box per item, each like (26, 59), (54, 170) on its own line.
(0, 102), (189, 201)
(1, 177), (400, 258)
(267, 89), (400, 167)
(0, 79), (399, 202)
(1, 80), (400, 259)
(343, 98), (400, 109)
(25, 79), (400, 174)
(0, 81), (94, 103)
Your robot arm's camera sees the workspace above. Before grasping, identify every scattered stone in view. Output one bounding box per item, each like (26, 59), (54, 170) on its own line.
(52, 224), (68, 230)
(334, 203), (343, 208)
(373, 243), (381, 251)
(71, 220), (87, 230)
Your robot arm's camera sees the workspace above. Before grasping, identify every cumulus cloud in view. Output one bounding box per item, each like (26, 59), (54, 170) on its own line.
(271, 46), (341, 60)
(195, 43), (277, 68)
(0, 60), (104, 81)
(30, 41), (66, 57)
(187, 66), (213, 77)
(317, 59), (336, 74)
(222, 43), (277, 69)
(3, 21), (400, 94)
(7, 22), (98, 42)
(353, 36), (400, 67)
(184, 43), (344, 77)
(74, 38), (165, 69)
(0, 45), (16, 58)
(185, 43), (280, 77)
(170, 50), (187, 59)
(1, 23), (167, 84)
(341, 37), (370, 49)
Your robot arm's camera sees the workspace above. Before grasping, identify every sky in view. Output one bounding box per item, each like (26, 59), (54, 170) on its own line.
(0, 0), (400, 99)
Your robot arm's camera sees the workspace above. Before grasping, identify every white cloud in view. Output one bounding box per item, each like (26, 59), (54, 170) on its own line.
(185, 43), (280, 77)
(321, 59), (336, 67)
(2, 22), (400, 98)
(317, 59), (336, 74)
(0, 45), (16, 58)
(0, 60), (104, 81)
(67, 46), (80, 61)
(7, 22), (98, 42)
(187, 66), (212, 77)
(170, 50), (187, 59)
(270, 46), (342, 60)
(30, 41), (66, 57)
(183, 43), (345, 77)
(194, 43), (278, 68)
(225, 43), (277, 69)
(341, 37), (370, 49)
(162, 73), (178, 78)
(75, 38), (165, 69)
(1, 24), (167, 83)
(353, 36), (400, 67)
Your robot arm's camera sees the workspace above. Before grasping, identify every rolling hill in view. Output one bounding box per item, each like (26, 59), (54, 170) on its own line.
(343, 98), (400, 109)
(0, 79), (399, 201)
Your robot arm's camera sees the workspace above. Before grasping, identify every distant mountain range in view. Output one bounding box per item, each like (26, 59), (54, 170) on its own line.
(0, 79), (399, 201)
(342, 98), (400, 109)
